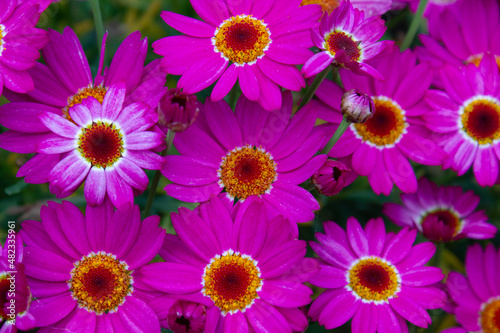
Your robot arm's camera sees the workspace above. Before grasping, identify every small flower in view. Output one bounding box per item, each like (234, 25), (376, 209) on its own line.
(341, 88), (375, 123)
(0, 0), (48, 96)
(384, 178), (496, 242)
(167, 301), (206, 333)
(302, 0), (394, 80)
(444, 244), (500, 333)
(308, 217), (446, 331)
(0, 234), (35, 333)
(157, 88), (200, 133)
(138, 195), (318, 332)
(311, 159), (357, 195)
(20, 200), (165, 332)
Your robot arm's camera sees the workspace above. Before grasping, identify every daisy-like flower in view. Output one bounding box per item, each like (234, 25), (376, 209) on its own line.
(314, 48), (447, 195)
(0, 28), (166, 203)
(20, 199), (165, 332)
(138, 195), (318, 332)
(308, 217), (447, 331)
(442, 244), (500, 333)
(383, 178), (497, 242)
(301, 0), (392, 17)
(302, 0), (394, 80)
(416, 0), (500, 83)
(34, 82), (164, 207)
(153, 0), (321, 111)
(162, 92), (326, 223)
(423, 55), (500, 186)
(0, 233), (35, 332)
(0, 0), (47, 96)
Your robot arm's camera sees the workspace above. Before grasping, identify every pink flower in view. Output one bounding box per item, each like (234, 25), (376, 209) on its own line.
(309, 217), (446, 331)
(153, 0), (321, 111)
(302, 0), (394, 80)
(157, 88), (200, 133)
(311, 159), (357, 196)
(384, 178), (496, 242)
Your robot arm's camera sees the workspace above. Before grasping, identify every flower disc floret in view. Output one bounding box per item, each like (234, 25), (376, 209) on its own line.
(218, 146), (277, 199)
(348, 257), (400, 303)
(325, 31), (361, 62)
(202, 251), (262, 315)
(460, 96), (500, 145)
(63, 85), (108, 120)
(69, 252), (132, 315)
(213, 15), (271, 65)
(0, 24), (5, 55)
(481, 298), (500, 333)
(353, 97), (407, 147)
(77, 121), (124, 168)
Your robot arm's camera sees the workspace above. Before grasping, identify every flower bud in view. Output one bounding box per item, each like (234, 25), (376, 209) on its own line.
(157, 88), (200, 133)
(341, 89), (375, 123)
(312, 159), (354, 196)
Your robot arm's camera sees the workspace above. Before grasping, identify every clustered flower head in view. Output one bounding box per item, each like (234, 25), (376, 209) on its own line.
(0, 0), (499, 332)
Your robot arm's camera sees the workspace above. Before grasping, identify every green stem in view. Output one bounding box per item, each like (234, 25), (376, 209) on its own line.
(90, 0), (104, 53)
(401, 0), (429, 50)
(143, 131), (175, 217)
(320, 118), (351, 154)
(297, 66), (332, 111)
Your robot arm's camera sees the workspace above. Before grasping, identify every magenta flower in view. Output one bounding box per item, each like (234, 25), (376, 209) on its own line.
(20, 200), (165, 332)
(0, 233), (35, 332)
(0, 28), (166, 204)
(153, 0), (321, 111)
(384, 178), (497, 242)
(315, 48), (447, 195)
(0, 0), (47, 96)
(443, 244), (500, 333)
(163, 300), (206, 333)
(423, 55), (500, 186)
(308, 217), (446, 331)
(302, 0), (394, 80)
(157, 88), (200, 133)
(311, 158), (357, 196)
(138, 196), (318, 332)
(162, 92), (326, 223)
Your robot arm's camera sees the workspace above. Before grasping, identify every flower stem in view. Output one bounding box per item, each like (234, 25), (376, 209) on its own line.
(90, 0), (104, 53)
(143, 130), (175, 217)
(401, 0), (429, 50)
(320, 118), (351, 154)
(297, 66), (332, 111)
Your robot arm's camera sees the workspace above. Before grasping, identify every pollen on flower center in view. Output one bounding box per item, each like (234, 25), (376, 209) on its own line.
(68, 252), (132, 315)
(202, 251), (262, 315)
(348, 257), (400, 303)
(353, 97), (407, 148)
(0, 24), (6, 56)
(460, 96), (500, 145)
(465, 53), (500, 68)
(63, 85), (108, 121)
(213, 15), (271, 65)
(480, 298), (500, 333)
(218, 145), (277, 200)
(77, 121), (124, 168)
(324, 31), (361, 63)
(301, 0), (340, 13)
(0, 275), (11, 319)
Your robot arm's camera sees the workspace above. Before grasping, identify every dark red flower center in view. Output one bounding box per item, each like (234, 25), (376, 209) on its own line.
(203, 252), (261, 314)
(219, 146), (276, 199)
(78, 121), (124, 168)
(333, 166), (342, 181)
(354, 98), (407, 147)
(461, 98), (500, 145)
(349, 257), (400, 302)
(174, 316), (191, 332)
(214, 15), (271, 64)
(0, 277), (10, 320)
(481, 299), (500, 333)
(421, 209), (461, 242)
(69, 253), (131, 314)
(325, 31), (361, 62)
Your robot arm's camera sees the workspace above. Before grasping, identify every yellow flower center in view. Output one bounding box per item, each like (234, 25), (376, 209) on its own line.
(301, 0), (340, 13)
(213, 15), (271, 65)
(348, 257), (400, 303)
(353, 97), (407, 148)
(0, 24), (6, 55)
(68, 252), (132, 315)
(324, 31), (361, 63)
(218, 146), (277, 200)
(460, 96), (500, 145)
(63, 85), (108, 122)
(77, 121), (124, 168)
(202, 251), (262, 315)
(481, 298), (500, 333)
(465, 53), (500, 68)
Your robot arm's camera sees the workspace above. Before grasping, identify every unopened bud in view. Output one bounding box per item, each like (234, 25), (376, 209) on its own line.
(341, 89), (375, 123)
(311, 159), (354, 196)
(157, 88), (200, 133)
